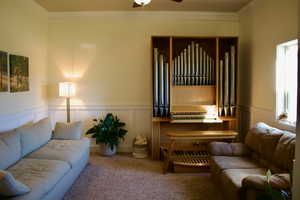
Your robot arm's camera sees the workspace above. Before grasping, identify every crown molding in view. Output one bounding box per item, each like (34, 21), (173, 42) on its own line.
(48, 11), (239, 21)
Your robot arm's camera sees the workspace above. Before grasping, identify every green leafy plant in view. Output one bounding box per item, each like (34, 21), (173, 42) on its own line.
(257, 170), (292, 200)
(86, 113), (128, 150)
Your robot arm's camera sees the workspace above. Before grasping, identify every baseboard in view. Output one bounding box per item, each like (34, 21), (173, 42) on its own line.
(90, 144), (133, 153)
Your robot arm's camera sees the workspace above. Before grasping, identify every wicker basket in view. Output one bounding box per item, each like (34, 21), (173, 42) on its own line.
(132, 137), (148, 158)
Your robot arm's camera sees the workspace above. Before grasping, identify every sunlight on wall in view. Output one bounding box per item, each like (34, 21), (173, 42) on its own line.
(58, 43), (97, 81)
(54, 43), (98, 107)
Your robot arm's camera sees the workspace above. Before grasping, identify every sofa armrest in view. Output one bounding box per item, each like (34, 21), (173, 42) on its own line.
(208, 142), (251, 156)
(242, 174), (291, 191)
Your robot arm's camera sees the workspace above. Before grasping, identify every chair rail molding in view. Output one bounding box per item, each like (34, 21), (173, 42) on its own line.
(238, 105), (296, 135)
(0, 105), (48, 132)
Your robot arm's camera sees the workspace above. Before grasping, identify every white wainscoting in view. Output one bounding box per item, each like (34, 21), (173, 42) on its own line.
(238, 105), (296, 138)
(0, 105), (48, 132)
(48, 104), (152, 153)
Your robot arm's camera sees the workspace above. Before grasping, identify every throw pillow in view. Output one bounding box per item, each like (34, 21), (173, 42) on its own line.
(53, 121), (83, 140)
(0, 170), (30, 197)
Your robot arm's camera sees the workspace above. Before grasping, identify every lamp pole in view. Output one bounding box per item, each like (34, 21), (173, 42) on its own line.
(66, 97), (71, 123)
(59, 82), (75, 123)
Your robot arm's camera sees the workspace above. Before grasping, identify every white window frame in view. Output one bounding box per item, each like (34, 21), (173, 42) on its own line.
(275, 39), (298, 127)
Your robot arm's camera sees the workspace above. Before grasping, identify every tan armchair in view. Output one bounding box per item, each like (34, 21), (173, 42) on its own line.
(208, 122), (295, 200)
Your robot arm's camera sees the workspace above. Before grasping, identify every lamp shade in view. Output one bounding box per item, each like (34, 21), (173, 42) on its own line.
(134, 0), (151, 5)
(59, 82), (75, 97)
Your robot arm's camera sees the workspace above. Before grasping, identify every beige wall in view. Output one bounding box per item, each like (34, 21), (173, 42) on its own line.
(0, 0), (48, 115)
(238, 0), (298, 132)
(47, 12), (238, 107)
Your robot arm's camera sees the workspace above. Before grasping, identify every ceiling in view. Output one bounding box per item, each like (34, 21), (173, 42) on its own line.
(35, 0), (252, 12)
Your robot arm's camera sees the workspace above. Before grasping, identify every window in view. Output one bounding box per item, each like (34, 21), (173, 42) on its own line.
(276, 39), (298, 126)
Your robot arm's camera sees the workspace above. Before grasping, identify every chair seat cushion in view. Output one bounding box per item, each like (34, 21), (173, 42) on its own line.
(211, 156), (261, 173)
(221, 168), (268, 200)
(7, 158), (70, 200)
(26, 138), (90, 168)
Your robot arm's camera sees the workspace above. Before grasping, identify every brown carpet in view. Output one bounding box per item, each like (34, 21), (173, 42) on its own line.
(64, 154), (223, 200)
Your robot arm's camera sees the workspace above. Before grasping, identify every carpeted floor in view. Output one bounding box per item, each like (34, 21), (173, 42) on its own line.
(64, 153), (223, 200)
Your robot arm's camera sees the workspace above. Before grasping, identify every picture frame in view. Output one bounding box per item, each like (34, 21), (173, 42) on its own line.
(0, 51), (8, 92)
(9, 54), (29, 92)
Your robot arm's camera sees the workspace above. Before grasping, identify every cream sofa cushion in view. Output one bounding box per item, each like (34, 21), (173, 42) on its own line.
(8, 158), (70, 200)
(0, 122), (34, 170)
(0, 131), (21, 170)
(53, 121), (83, 140)
(0, 170), (30, 197)
(17, 118), (52, 157)
(27, 138), (90, 168)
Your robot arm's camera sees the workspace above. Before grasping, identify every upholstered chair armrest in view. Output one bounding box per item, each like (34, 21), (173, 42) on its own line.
(242, 173), (291, 191)
(208, 142), (251, 156)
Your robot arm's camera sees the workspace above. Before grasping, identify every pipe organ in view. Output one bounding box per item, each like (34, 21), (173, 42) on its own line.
(172, 41), (215, 86)
(151, 36), (238, 161)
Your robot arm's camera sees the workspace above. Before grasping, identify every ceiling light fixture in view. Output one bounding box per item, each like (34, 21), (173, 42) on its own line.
(134, 0), (152, 6)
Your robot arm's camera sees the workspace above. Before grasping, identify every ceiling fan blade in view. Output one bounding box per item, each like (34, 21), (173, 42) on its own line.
(133, 2), (142, 8)
(171, 0), (183, 2)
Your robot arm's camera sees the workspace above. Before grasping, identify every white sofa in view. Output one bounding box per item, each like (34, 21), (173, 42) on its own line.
(0, 118), (90, 200)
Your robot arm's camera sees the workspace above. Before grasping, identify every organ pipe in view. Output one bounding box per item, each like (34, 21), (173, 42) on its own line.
(191, 41), (195, 85)
(230, 46), (236, 116)
(165, 63), (170, 116)
(159, 54), (165, 116)
(219, 60), (224, 116)
(224, 52), (230, 116)
(187, 45), (191, 85)
(153, 48), (159, 116)
(195, 43), (199, 85)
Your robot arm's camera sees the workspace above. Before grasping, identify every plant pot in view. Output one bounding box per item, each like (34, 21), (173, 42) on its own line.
(99, 143), (117, 156)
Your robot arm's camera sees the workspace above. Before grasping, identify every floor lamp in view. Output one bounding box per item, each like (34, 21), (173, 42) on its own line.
(59, 82), (75, 123)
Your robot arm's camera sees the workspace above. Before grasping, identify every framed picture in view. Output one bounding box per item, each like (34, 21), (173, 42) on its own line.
(0, 51), (8, 92)
(9, 54), (29, 92)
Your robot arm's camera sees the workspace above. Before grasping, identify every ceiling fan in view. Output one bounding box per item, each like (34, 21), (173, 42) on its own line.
(133, 0), (183, 8)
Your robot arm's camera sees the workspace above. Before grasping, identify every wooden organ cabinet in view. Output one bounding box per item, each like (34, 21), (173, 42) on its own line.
(151, 36), (239, 173)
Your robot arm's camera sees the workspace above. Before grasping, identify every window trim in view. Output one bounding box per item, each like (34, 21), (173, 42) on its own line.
(275, 39), (298, 128)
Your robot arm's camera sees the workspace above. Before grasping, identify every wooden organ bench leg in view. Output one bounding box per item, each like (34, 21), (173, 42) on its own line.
(163, 140), (175, 174)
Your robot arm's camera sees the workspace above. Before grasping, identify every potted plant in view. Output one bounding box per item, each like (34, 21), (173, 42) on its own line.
(86, 113), (128, 156)
(257, 170), (292, 200)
